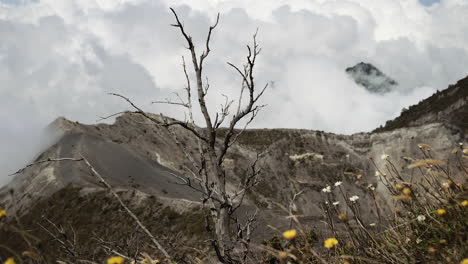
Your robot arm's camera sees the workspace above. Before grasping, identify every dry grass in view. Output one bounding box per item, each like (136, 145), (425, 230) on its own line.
(260, 144), (468, 264)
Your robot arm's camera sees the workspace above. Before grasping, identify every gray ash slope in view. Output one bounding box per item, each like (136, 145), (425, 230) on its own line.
(0, 75), (467, 259)
(346, 62), (398, 94)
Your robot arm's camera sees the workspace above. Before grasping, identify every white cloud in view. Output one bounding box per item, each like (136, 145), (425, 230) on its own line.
(0, 0), (467, 184)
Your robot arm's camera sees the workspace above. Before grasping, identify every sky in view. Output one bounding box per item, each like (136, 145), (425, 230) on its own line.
(0, 0), (467, 184)
(420, 0), (441, 6)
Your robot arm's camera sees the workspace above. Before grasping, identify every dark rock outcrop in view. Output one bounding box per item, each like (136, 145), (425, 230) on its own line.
(346, 62), (398, 94)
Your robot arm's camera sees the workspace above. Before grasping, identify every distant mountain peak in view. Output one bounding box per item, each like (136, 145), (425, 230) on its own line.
(346, 62), (398, 94)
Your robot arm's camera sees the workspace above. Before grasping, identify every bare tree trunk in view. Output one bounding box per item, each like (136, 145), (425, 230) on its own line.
(112, 8), (266, 263)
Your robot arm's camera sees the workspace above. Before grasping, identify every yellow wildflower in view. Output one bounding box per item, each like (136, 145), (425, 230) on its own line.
(338, 213), (347, 221)
(461, 258), (468, 264)
(107, 256), (125, 264)
(0, 209), (6, 219)
(324, 238), (339, 249)
(395, 184), (403, 190)
(461, 200), (468, 207)
(282, 229), (297, 240)
(402, 188), (411, 195)
(428, 247), (436, 253)
(4, 258), (15, 264)
(278, 251), (288, 259)
(436, 209), (447, 216)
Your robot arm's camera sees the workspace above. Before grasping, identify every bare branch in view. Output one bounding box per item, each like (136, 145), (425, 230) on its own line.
(169, 8), (194, 50)
(9, 157), (83, 176)
(152, 92), (189, 108)
(214, 94), (234, 129)
(218, 33), (268, 167)
(79, 154), (172, 261)
(109, 93), (208, 142)
(96, 111), (128, 122)
(151, 100), (187, 108)
(200, 12), (220, 66)
(169, 8), (215, 146)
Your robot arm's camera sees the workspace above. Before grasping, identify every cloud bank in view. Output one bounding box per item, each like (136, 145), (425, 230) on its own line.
(1, 0), (467, 184)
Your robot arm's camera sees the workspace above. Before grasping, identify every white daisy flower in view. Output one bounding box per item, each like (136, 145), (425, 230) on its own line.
(417, 215), (426, 222)
(322, 186), (331, 193)
(334, 181), (342, 187)
(332, 201), (340, 206)
(349, 195), (359, 202)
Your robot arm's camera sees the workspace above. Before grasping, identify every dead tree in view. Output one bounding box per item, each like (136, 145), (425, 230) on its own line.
(7, 8), (266, 263)
(113, 8), (267, 263)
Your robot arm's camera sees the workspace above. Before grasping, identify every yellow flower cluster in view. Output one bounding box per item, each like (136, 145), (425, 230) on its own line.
(402, 187), (412, 196)
(0, 209), (7, 219)
(338, 213), (347, 221)
(324, 238), (339, 249)
(278, 251), (288, 260)
(107, 256), (125, 264)
(436, 208), (447, 216)
(3, 258), (15, 264)
(282, 229), (297, 240)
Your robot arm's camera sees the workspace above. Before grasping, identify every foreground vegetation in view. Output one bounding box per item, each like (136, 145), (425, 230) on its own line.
(260, 144), (468, 264)
(1, 143), (467, 263)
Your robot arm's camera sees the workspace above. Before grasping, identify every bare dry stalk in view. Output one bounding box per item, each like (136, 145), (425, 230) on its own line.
(79, 154), (171, 261)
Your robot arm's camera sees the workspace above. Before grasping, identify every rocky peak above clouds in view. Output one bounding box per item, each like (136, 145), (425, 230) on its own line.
(346, 62), (398, 94)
